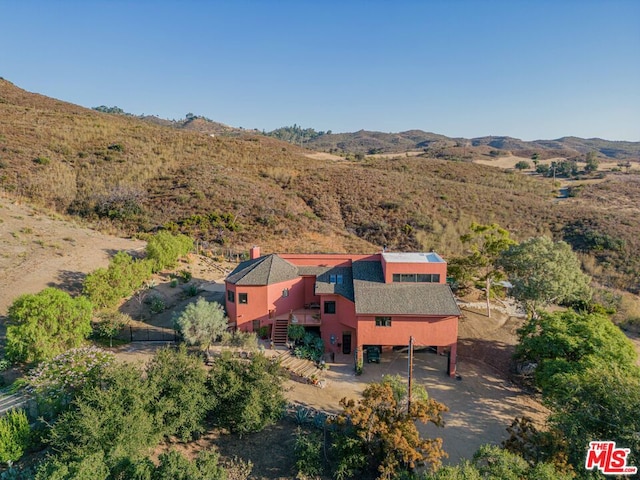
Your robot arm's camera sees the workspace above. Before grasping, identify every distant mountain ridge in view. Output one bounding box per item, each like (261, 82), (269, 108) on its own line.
(302, 130), (639, 160)
(91, 105), (639, 160)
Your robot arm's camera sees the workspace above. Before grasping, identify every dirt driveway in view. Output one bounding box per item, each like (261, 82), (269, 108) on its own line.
(284, 346), (547, 465)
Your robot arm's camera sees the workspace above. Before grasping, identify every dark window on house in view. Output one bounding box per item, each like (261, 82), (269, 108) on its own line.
(227, 290), (235, 302)
(324, 301), (336, 314)
(337, 274), (343, 284)
(375, 316), (392, 327)
(239, 293), (248, 304)
(393, 273), (441, 283)
(330, 274), (336, 284)
(252, 320), (260, 331)
(282, 288), (289, 298)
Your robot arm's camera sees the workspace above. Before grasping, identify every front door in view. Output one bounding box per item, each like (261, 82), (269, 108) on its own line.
(342, 333), (352, 355)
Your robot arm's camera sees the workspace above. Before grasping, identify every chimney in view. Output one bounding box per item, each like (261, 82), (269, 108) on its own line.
(250, 246), (261, 260)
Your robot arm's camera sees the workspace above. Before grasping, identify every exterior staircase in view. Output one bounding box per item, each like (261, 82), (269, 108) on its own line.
(272, 317), (289, 346)
(275, 350), (325, 385)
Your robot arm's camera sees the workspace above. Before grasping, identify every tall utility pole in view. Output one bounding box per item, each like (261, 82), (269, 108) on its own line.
(407, 336), (414, 413)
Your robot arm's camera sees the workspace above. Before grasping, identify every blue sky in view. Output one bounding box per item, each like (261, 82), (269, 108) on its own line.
(1, 1), (639, 140)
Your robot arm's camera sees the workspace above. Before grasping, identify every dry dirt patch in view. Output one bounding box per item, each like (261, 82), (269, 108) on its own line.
(0, 197), (145, 316)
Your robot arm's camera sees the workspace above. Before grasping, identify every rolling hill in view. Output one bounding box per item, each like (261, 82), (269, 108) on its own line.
(293, 129), (640, 160)
(1, 78), (639, 295)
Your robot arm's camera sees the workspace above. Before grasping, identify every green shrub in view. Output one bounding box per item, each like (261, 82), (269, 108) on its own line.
(147, 294), (165, 314)
(257, 326), (269, 339)
(182, 284), (198, 297)
(33, 156), (50, 165)
(0, 409), (31, 463)
(28, 347), (114, 418)
(83, 252), (152, 309)
(0, 359), (10, 372)
(288, 324), (305, 342)
(6, 288), (93, 363)
(294, 428), (323, 479)
(220, 331), (258, 351)
(146, 232), (193, 273)
(107, 143), (124, 152)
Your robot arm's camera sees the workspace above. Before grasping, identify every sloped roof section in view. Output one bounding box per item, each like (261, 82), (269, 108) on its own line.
(226, 254), (299, 286)
(315, 266), (354, 302)
(352, 260), (460, 316)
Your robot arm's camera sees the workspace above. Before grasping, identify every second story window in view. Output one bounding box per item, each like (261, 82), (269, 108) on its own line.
(282, 288), (289, 298)
(392, 273), (440, 283)
(324, 301), (336, 314)
(239, 293), (248, 304)
(227, 290), (235, 303)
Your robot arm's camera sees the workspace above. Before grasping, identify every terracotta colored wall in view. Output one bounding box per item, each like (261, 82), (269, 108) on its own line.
(224, 282), (237, 324)
(356, 315), (458, 347)
(381, 258), (448, 284)
(267, 278), (306, 317)
(302, 276), (319, 304)
(319, 295), (357, 354)
(229, 284), (269, 331)
(226, 278), (311, 331)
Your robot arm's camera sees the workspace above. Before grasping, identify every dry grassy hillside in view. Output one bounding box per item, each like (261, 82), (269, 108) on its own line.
(1, 78), (639, 293)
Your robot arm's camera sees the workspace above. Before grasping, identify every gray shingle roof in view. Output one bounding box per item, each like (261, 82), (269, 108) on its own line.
(352, 260), (460, 316)
(314, 267), (354, 302)
(226, 254), (299, 286)
(297, 266), (329, 276)
(226, 256), (460, 316)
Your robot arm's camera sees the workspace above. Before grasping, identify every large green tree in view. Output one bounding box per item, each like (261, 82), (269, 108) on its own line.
(6, 288), (93, 363)
(207, 352), (286, 435)
(421, 445), (574, 480)
(47, 362), (159, 469)
(515, 310), (638, 391)
(146, 345), (209, 441)
(514, 309), (640, 474)
(498, 236), (592, 316)
(175, 298), (228, 352)
(548, 364), (640, 473)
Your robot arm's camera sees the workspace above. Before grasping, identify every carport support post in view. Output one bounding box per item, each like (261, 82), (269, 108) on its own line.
(408, 336), (414, 413)
(448, 342), (457, 377)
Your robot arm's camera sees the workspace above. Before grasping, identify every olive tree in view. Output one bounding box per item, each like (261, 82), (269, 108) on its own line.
(175, 298), (228, 352)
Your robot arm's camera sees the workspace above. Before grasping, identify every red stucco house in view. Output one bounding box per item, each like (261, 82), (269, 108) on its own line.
(225, 247), (461, 376)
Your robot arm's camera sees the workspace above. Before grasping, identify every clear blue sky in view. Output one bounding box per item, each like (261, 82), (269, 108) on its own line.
(1, 0), (639, 140)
